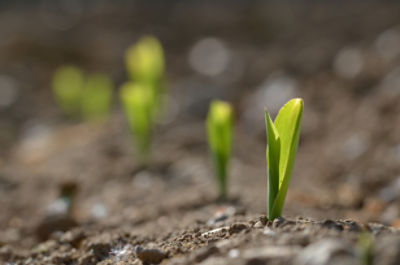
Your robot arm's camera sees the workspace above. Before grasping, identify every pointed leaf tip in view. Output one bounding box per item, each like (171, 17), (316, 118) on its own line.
(293, 98), (304, 108)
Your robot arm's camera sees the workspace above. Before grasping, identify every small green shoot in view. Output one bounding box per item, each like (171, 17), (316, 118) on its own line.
(81, 73), (113, 121)
(125, 36), (165, 111)
(265, 98), (304, 220)
(52, 66), (113, 121)
(207, 100), (234, 199)
(120, 82), (156, 161)
(52, 66), (84, 117)
(357, 232), (374, 265)
(122, 36), (167, 162)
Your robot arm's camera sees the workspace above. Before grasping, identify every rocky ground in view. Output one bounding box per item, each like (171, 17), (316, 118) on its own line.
(2, 1), (400, 265)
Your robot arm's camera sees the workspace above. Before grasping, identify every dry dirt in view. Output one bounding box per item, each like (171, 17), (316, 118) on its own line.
(2, 2), (400, 265)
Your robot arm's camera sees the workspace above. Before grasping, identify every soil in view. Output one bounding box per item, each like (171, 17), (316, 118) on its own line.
(1, 1), (400, 265)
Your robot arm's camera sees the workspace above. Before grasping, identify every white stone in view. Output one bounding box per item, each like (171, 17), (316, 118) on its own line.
(0, 75), (18, 108)
(334, 47), (363, 79)
(295, 238), (353, 265)
(375, 29), (400, 61)
(242, 245), (300, 259)
(188, 38), (230, 76)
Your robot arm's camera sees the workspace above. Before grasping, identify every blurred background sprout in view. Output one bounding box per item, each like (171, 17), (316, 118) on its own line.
(125, 36), (165, 113)
(52, 66), (84, 118)
(357, 232), (374, 265)
(207, 100), (234, 199)
(81, 73), (113, 121)
(120, 82), (156, 162)
(52, 66), (113, 121)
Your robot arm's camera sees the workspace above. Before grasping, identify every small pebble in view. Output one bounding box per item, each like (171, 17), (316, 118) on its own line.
(272, 217), (286, 228)
(320, 220), (343, 231)
(59, 230), (86, 248)
(263, 227), (276, 236)
(207, 207), (237, 225)
(194, 246), (219, 262)
(343, 220), (361, 232)
(135, 246), (166, 264)
(91, 203), (108, 220)
(229, 223), (249, 235)
(201, 226), (229, 237)
(228, 249), (240, 258)
(258, 216), (268, 226)
(243, 245), (300, 259)
(295, 238), (354, 265)
(253, 221), (264, 228)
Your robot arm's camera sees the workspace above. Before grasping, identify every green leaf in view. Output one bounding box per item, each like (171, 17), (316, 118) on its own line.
(357, 232), (374, 265)
(125, 36), (165, 84)
(265, 111), (280, 219)
(52, 66), (84, 117)
(266, 98), (303, 220)
(122, 36), (166, 162)
(81, 73), (113, 121)
(207, 100), (234, 199)
(125, 36), (165, 112)
(120, 82), (155, 159)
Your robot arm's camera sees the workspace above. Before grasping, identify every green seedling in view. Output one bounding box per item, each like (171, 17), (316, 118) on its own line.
(81, 73), (113, 121)
(207, 100), (234, 199)
(52, 66), (114, 120)
(265, 98), (303, 220)
(120, 82), (156, 161)
(52, 66), (84, 117)
(125, 36), (165, 111)
(357, 232), (374, 265)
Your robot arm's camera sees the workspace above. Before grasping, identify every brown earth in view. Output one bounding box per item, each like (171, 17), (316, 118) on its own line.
(1, 2), (400, 265)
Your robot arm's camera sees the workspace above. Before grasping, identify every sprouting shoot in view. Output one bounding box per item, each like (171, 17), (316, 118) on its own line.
(125, 36), (165, 112)
(52, 66), (113, 121)
(120, 82), (156, 162)
(52, 66), (84, 118)
(265, 98), (303, 220)
(207, 100), (234, 199)
(81, 73), (113, 121)
(121, 36), (166, 162)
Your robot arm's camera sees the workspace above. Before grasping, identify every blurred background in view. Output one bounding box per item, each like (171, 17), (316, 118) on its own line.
(2, 0), (400, 248)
